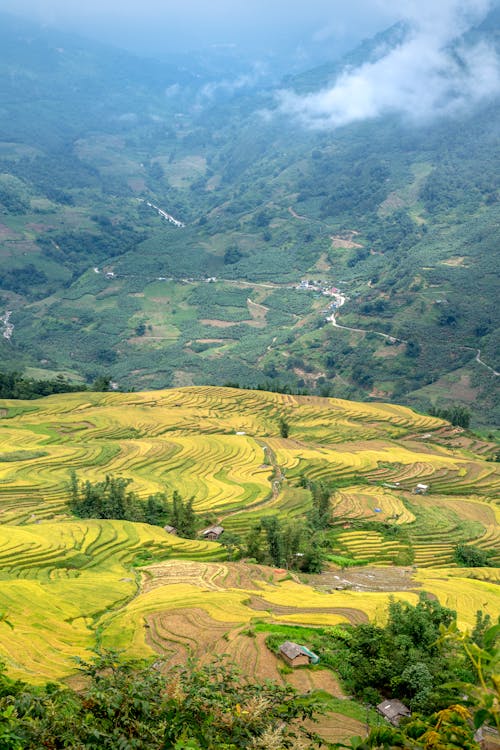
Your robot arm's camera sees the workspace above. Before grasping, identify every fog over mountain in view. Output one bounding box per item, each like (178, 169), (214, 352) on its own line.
(0, 0), (400, 70)
(278, 0), (500, 128)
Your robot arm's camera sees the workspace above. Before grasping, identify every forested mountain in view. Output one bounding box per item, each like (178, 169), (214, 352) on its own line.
(0, 9), (498, 426)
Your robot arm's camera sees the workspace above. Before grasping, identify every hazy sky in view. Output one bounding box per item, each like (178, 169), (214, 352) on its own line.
(0, 0), (400, 65)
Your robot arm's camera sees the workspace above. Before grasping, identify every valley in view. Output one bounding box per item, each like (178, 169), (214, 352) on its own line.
(0, 11), (498, 427)
(0, 7), (498, 747)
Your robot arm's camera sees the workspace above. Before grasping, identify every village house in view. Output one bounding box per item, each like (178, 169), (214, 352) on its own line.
(279, 641), (319, 668)
(201, 525), (224, 541)
(377, 699), (411, 726)
(413, 483), (429, 495)
(163, 525), (177, 535)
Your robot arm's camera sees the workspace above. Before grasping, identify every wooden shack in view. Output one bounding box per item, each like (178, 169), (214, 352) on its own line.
(279, 641), (318, 668)
(201, 525), (224, 541)
(377, 699), (411, 726)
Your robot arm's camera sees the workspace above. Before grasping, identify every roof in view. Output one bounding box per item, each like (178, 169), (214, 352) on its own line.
(280, 641), (306, 659)
(377, 700), (411, 721)
(416, 483), (429, 490)
(202, 525), (224, 536)
(279, 641), (318, 663)
(164, 525), (177, 534)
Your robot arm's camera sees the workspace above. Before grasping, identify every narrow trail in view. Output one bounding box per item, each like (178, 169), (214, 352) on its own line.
(476, 349), (499, 376)
(219, 439), (285, 521)
(328, 314), (407, 343)
(460, 346), (499, 376)
(326, 294), (407, 344)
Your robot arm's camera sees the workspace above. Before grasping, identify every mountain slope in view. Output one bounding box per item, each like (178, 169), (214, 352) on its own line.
(0, 12), (498, 425)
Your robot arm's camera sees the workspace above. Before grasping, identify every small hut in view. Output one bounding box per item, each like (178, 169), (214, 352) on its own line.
(201, 525), (224, 541)
(279, 641), (319, 668)
(413, 483), (429, 495)
(377, 699), (411, 726)
(163, 525), (177, 535)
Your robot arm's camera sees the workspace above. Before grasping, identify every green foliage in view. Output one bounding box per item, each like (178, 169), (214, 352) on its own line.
(0, 652), (321, 749)
(317, 594), (468, 712)
(454, 544), (495, 568)
(278, 416), (290, 438)
(0, 12), (499, 424)
(0, 370), (85, 399)
(429, 405), (471, 429)
(308, 481), (332, 530)
(244, 516), (324, 573)
(68, 472), (198, 536)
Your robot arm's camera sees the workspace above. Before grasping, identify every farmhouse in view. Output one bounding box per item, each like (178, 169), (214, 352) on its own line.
(413, 483), (429, 494)
(279, 641), (319, 668)
(201, 525), (224, 541)
(163, 525), (177, 535)
(377, 699), (411, 726)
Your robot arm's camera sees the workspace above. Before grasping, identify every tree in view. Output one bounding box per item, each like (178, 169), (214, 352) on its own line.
(454, 544), (494, 568)
(92, 374), (112, 392)
(262, 516), (283, 567)
(279, 416), (290, 438)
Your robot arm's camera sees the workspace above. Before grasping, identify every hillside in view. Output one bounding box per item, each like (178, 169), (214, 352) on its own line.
(0, 12), (498, 427)
(0, 386), (498, 700)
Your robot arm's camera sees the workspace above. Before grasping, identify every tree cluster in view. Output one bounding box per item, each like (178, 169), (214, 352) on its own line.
(0, 371), (85, 400)
(428, 404), (471, 429)
(317, 594), (478, 713)
(454, 543), (495, 568)
(245, 515), (323, 572)
(68, 473), (197, 537)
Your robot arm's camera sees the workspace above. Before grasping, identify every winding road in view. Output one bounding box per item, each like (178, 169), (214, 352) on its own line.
(326, 293), (407, 344)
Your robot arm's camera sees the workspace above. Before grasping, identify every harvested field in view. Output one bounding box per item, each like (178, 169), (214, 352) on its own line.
(287, 669), (345, 697)
(304, 714), (366, 744)
(247, 595), (368, 624)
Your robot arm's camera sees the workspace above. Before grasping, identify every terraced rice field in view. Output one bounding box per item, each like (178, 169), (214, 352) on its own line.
(0, 521), (224, 681)
(331, 486), (415, 524)
(0, 387), (497, 525)
(0, 386), (498, 684)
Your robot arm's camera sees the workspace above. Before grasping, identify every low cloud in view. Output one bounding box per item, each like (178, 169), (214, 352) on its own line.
(199, 63), (269, 101)
(278, 0), (500, 128)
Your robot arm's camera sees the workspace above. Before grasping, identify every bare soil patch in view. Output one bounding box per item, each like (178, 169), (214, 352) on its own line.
(314, 252), (331, 272)
(287, 669), (344, 697)
(172, 370), (195, 387)
(330, 234), (363, 249)
(440, 256), (467, 267)
(447, 373), (479, 403)
(128, 178), (146, 192)
(0, 223), (16, 238)
(247, 298), (268, 326)
(374, 343), (405, 358)
(200, 319), (237, 328)
(306, 566), (419, 593)
(248, 596), (368, 624)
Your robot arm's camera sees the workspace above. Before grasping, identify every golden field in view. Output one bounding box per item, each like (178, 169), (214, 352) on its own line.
(0, 386), (498, 683)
